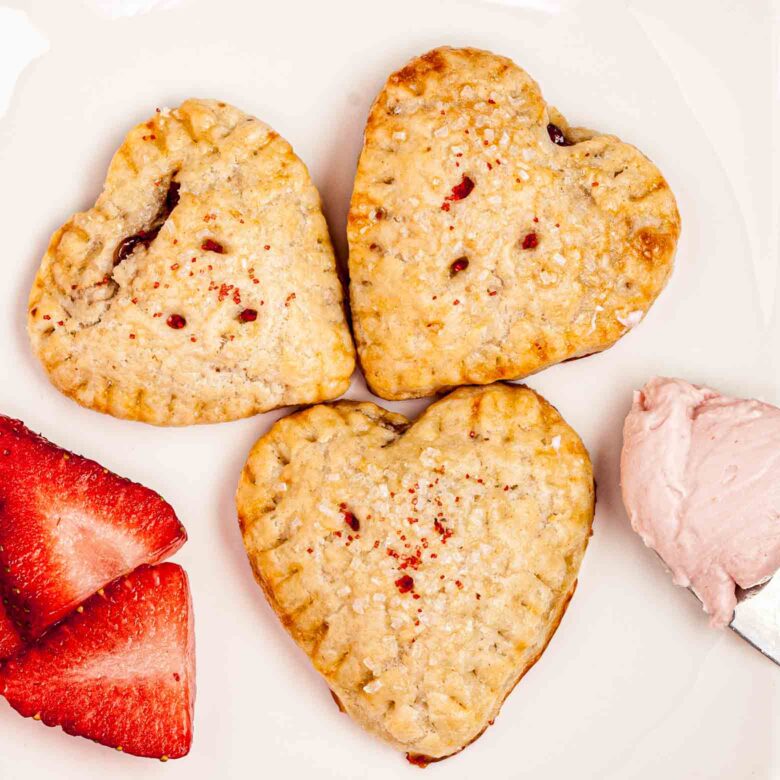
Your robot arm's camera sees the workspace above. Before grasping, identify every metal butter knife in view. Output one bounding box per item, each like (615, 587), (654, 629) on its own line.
(654, 547), (780, 666)
(729, 576), (780, 665)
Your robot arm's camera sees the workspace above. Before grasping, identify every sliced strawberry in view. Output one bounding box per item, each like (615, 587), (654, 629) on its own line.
(0, 563), (195, 760)
(0, 416), (186, 639)
(0, 600), (24, 660)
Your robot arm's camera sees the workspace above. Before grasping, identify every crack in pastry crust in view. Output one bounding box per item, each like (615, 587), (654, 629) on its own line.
(28, 99), (355, 425)
(348, 47), (680, 400)
(237, 383), (594, 759)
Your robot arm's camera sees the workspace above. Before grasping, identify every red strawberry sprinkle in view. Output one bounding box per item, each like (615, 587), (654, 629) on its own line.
(522, 232), (539, 250)
(446, 175), (475, 203)
(201, 238), (225, 254)
(394, 575), (414, 594)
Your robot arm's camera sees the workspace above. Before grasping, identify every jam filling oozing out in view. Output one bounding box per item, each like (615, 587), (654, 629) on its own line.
(166, 314), (186, 330)
(449, 257), (469, 276)
(547, 122), (573, 147)
(113, 179), (181, 266)
(238, 308), (258, 323)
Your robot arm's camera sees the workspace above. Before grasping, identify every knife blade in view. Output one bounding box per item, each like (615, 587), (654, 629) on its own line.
(729, 575), (780, 665)
(656, 545), (780, 666)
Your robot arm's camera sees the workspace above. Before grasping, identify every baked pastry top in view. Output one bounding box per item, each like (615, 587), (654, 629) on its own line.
(237, 383), (594, 761)
(29, 99), (354, 425)
(348, 46), (680, 399)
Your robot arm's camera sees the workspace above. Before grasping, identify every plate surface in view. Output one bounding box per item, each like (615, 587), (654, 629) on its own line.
(0, 0), (777, 778)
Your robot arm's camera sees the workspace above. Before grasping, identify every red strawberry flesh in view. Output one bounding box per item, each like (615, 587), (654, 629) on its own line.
(0, 416), (186, 639)
(0, 600), (24, 660)
(0, 563), (195, 759)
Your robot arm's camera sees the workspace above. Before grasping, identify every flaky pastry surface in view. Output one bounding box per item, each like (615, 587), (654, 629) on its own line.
(237, 383), (594, 760)
(29, 99), (354, 425)
(349, 47), (680, 399)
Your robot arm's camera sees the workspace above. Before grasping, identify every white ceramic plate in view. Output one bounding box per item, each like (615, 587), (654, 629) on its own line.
(1, 0), (777, 778)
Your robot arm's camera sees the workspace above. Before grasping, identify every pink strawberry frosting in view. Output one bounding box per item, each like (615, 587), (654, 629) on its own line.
(621, 377), (780, 627)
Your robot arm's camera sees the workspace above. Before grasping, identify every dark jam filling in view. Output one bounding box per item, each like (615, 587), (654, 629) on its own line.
(343, 511), (360, 532)
(113, 179), (181, 266)
(166, 313), (186, 330)
(449, 257), (469, 276)
(547, 122), (573, 147)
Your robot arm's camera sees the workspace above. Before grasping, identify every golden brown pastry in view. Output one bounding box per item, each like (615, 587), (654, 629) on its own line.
(349, 47), (680, 399)
(29, 99), (354, 425)
(237, 383), (594, 762)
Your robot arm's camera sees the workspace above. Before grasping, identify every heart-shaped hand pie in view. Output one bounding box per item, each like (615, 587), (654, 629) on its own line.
(348, 47), (680, 399)
(28, 99), (354, 425)
(237, 383), (594, 762)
